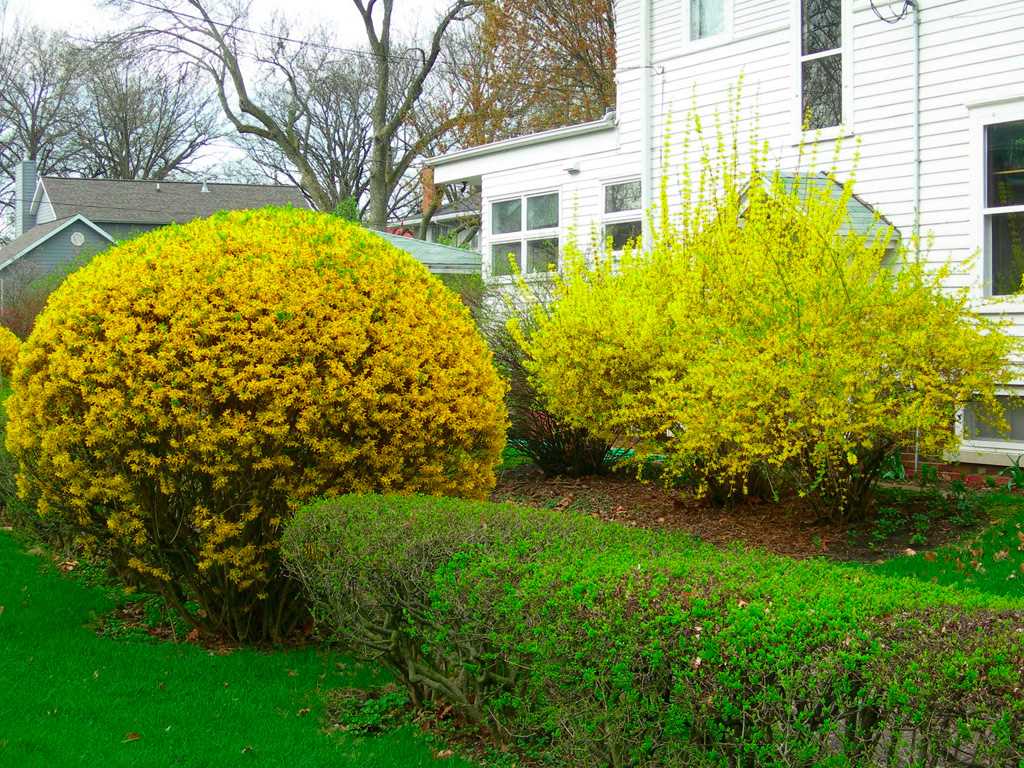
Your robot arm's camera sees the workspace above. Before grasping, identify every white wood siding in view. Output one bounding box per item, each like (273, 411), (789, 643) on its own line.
(435, 0), (1024, 378)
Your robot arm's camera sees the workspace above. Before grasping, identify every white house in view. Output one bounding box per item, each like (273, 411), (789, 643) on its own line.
(427, 0), (1024, 467)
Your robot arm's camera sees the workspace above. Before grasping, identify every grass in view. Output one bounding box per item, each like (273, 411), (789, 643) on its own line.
(0, 531), (472, 768)
(873, 491), (1024, 597)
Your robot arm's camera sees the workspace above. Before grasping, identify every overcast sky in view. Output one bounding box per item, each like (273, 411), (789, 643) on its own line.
(7, 0), (452, 46)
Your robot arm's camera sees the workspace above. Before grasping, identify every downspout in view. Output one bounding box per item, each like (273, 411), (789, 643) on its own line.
(911, 0), (921, 255)
(640, 0), (654, 250)
(911, 0), (922, 476)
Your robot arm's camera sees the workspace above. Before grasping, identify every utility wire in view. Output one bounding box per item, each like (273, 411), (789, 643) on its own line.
(869, 0), (914, 24)
(120, 0), (473, 79)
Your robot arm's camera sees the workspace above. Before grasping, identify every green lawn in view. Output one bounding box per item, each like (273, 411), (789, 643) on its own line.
(0, 531), (470, 768)
(873, 492), (1024, 597)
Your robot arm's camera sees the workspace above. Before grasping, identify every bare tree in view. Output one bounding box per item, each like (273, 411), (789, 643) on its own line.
(0, 24), (81, 221)
(351, 0), (480, 227)
(72, 41), (221, 180)
(111, 0), (478, 225)
(233, 34), (377, 215)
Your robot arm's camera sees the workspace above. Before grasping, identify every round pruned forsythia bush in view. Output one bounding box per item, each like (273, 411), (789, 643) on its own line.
(284, 494), (1024, 767)
(6, 207), (508, 642)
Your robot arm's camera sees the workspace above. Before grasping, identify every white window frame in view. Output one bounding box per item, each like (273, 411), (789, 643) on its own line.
(601, 178), (643, 253)
(792, 0), (852, 141)
(488, 190), (561, 280)
(682, 0), (733, 51)
(969, 98), (1024, 299)
(956, 388), (1024, 465)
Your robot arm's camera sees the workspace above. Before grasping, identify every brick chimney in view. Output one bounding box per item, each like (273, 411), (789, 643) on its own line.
(420, 166), (437, 215)
(14, 159), (37, 237)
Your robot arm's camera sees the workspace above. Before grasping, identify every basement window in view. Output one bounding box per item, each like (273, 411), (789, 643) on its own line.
(798, 0), (846, 131)
(985, 119), (1024, 295)
(963, 396), (1024, 443)
(490, 192), (560, 277)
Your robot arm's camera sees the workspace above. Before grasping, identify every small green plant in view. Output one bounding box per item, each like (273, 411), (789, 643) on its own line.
(878, 452), (907, 482)
(1001, 454), (1024, 491)
(325, 685), (410, 735)
(870, 506), (903, 548)
(332, 196), (361, 222)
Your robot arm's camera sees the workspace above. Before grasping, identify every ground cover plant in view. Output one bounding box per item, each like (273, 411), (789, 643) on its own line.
(516, 96), (1016, 519)
(0, 530), (473, 768)
(874, 498), (1024, 597)
(4, 206), (508, 642)
(284, 493), (1024, 768)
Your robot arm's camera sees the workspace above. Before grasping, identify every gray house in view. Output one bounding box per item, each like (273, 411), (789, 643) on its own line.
(1, 159), (309, 280)
(2, 159), (480, 282)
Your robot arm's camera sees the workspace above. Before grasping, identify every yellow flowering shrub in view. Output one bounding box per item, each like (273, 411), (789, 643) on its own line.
(0, 326), (20, 379)
(6, 207), (508, 641)
(522, 107), (1016, 519)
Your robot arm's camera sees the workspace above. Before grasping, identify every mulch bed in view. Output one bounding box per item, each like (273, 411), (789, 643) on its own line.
(492, 466), (982, 562)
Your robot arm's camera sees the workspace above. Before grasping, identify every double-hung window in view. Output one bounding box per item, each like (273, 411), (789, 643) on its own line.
(797, 0), (846, 131)
(686, 0), (730, 45)
(490, 192), (559, 278)
(984, 119), (1024, 295)
(602, 180), (643, 251)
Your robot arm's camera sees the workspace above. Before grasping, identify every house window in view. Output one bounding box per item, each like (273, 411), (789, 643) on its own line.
(603, 180), (643, 251)
(798, 0), (844, 131)
(963, 396), (1024, 443)
(490, 192), (559, 277)
(688, 0), (728, 42)
(985, 119), (1024, 295)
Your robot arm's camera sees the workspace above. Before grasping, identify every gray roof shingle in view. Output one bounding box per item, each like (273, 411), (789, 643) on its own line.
(41, 177), (308, 225)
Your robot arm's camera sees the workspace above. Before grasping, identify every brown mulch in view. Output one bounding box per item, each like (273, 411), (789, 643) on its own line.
(492, 466), (979, 562)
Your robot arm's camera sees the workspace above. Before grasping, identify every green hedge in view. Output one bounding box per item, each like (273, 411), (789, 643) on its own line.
(282, 495), (1024, 767)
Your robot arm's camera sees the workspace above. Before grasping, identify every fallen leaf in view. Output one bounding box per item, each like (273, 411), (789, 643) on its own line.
(186, 628), (200, 643)
(296, 707), (310, 717)
(241, 745), (254, 754)
(553, 495), (574, 512)
(122, 732), (141, 743)
(435, 749), (454, 759)
(994, 550), (1009, 562)
(287, 669), (298, 678)
(903, 548), (917, 557)
(923, 551), (937, 562)
(57, 559), (78, 573)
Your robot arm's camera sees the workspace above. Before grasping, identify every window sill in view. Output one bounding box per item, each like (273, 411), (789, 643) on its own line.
(486, 272), (557, 285)
(790, 128), (855, 147)
(952, 443), (1024, 466)
(678, 33), (734, 55)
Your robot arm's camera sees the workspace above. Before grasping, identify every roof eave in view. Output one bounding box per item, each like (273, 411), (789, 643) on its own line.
(427, 113), (618, 167)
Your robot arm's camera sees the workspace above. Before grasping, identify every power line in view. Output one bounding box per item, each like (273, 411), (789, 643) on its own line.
(869, 0), (914, 24)
(120, 0), (467, 75)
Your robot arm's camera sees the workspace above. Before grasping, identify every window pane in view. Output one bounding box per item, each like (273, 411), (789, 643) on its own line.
(492, 199), (521, 235)
(491, 242), (522, 277)
(526, 238), (559, 273)
(605, 180), (642, 213)
(690, 0), (725, 40)
(526, 193), (558, 230)
(801, 55), (842, 130)
(987, 120), (1024, 208)
(604, 221), (642, 251)
(802, 0), (841, 55)
(964, 396), (1024, 442)
(991, 211), (1024, 295)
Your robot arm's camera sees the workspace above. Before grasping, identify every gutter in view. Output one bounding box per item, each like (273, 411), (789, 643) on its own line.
(427, 113), (618, 167)
(640, 0), (654, 249)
